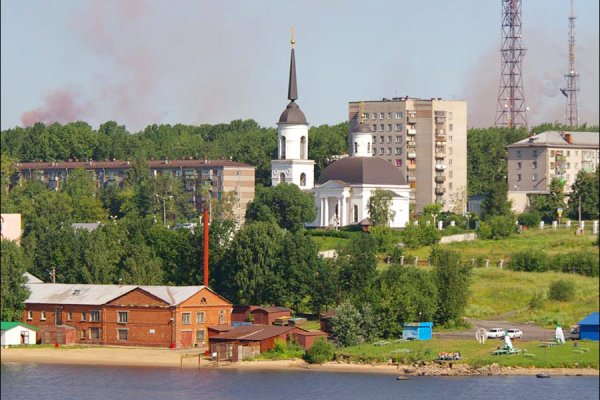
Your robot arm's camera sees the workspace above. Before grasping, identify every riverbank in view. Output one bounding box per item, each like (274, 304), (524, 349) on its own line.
(1, 347), (598, 376)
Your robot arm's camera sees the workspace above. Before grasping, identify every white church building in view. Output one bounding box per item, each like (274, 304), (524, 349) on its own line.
(271, 35), (410, 228)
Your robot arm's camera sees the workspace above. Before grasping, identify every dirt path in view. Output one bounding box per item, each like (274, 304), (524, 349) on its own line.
(435, 319), (556, 341)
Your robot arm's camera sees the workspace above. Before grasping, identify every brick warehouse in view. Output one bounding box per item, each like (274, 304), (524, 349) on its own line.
(22, 274), (232, 348)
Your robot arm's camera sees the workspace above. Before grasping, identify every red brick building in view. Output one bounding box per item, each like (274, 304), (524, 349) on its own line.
(23, 279), (232, 348)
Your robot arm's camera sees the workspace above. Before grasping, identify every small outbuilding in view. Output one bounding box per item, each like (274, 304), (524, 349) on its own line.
(250, 307), (292, 325)
(291, 329), (328, 350)
(1, 322), (38, 346)
(402, 322), (433, 341)
(578, 312), (599, 341)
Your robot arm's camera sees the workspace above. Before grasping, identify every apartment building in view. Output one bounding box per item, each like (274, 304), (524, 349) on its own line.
(13, 159), (255, 224)
(348, 97), (467, 213)
(507, 131), (599, 212)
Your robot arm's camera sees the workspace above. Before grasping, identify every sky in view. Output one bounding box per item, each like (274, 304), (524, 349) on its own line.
(1, 0), (598, 132)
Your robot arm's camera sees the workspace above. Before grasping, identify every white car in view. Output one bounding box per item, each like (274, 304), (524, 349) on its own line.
(506, 329), (523, 339)
(486, 328), (506, 338)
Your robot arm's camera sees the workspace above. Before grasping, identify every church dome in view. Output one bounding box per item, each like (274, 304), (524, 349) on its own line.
(317, 157), (406, 186)
(278, 101), (307, 124)
(353, 123), (371, 134)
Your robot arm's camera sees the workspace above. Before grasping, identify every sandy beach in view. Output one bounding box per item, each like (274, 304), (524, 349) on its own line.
(1, 346), (598, 377)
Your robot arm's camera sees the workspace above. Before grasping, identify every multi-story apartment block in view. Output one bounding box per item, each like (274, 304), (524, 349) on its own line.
(348, 97), (467, 213)
(13, 160), (255, 224)
(507, 131), (599, 212)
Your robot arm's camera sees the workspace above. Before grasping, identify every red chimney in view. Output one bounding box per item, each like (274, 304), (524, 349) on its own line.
(564, 133), (572, 144)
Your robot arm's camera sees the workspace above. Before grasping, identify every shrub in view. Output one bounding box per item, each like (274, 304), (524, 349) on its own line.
(304, 337), (334, 364)
(548, 280), (575, 302)
(549, 253), (599, 277)
(518, 211), (541, 227)
(272, 338), (287, 354)
(369, 226), (397, 253)
(401, 224), (441, 249)
(508, 250), (548, 272)
(487, 215), (517, 239)
(528, 290), (546, 309)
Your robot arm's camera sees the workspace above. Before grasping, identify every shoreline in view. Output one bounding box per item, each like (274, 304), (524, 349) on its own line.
(1, 347), (598, 377)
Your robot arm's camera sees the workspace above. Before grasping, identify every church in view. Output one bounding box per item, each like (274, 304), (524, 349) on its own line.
(271, 34), (410, 229)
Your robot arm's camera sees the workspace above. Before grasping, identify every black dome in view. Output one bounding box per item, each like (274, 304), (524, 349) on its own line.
(317, 157), (406, 185)
(278, 101), (307, 124)
(353, 123), (372, 133)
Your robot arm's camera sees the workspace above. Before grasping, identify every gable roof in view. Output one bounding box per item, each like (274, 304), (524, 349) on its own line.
(24, 272), (43, 284)
(1, 321), (38, 331)
(25, 282), (231, 307)
(507, 131), (599, 148)
(579, 312), (599, 326)
(210, 324), (293, 341)
(253, 306), (291, 314)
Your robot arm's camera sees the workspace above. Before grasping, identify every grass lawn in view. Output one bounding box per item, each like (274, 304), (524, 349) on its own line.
(334, 337), (599, 369)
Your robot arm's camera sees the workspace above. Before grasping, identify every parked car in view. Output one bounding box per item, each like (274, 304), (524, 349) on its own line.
(506, 329), (523, 338)
(486, 328), (506, 338)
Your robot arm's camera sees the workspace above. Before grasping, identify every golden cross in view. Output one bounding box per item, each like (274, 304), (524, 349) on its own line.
(359, 101), (364, 123)
(291, 26), (295, 48)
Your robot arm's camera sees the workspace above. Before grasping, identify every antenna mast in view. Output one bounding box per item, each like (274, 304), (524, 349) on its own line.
(563, 0), (579, 128)
(495, 0), (528, 129)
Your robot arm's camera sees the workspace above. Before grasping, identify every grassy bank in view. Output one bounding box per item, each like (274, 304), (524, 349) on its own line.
(334, 337), (599, 369)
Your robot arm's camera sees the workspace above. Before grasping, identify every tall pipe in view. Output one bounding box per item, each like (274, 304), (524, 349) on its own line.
(203, 206), (209, 287)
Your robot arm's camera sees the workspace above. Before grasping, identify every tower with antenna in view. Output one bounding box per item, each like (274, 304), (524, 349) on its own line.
(495, 0), (528, 129)
(561, 0), (579, 128)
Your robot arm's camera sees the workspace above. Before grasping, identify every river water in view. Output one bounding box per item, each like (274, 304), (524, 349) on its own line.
(1, 362), (598, 400)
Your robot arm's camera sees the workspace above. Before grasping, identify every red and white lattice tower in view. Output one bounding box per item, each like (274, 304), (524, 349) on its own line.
(495, 0), (528, 129)
(562, 0), (579, 128)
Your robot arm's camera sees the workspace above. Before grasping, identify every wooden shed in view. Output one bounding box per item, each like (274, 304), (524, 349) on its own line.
(290, 329), (328, 350)
(250, 307), (292, 325)
(210, 324), (296, 353)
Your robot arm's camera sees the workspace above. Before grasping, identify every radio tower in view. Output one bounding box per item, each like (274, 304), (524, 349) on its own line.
(561, 0), (579, 128)
(495, 0), (528, 129)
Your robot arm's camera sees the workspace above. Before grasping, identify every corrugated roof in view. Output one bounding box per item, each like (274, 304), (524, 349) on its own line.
(1, 321), (38, 331)
(254, 306), (291, 313)
(24, 272), (43, 284)
(24, 283), (223, 306)
(211, 324), (293, 341)
(507, 131), (599, 148)
(578, 312), (599, 326)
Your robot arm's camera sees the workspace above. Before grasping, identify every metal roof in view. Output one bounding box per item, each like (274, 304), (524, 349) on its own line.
(24, 282), (223, 306)
(24, 272), (43, 284)
(318, 156), (406, 186)
(1, 321), (38, 331)
(507, 131), (599, 148)
(210, 324), (293, 341)
(578, 312), (599, 326)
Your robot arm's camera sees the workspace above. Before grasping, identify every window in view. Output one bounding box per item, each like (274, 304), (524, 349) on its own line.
(118, 311), (128, 324)
(387, 147), (392, 155)
(280, 136), (286, 159)
(367, 143), (371, 153)
(449, 171), (453, 178)
(380, 112), (385, 119)
(566, 151), (570, 156)
(196, 312), (206, 324)
(353, 205), (359, 222)
(396, 135), (402, 143)
(550, 162), (555, 169)
(395, 124), (402, 131)
(395, 112), (403, 119)
(517, 174), (522, 181)
(219, 310), (225, 324)
(300, 173), (306, 187)
(387, 124), (392, 132)
(387, 112), (392, 119)
(364, 112), (369, 120)
(387, 135), (392, 143)
(66, 312), (72, 321)
(371, 113), (376, 120)
(27, 311), (33, 320)
(118, 329), (128, 341)
(379, 135), (384, 143)
(300, 136), (306, 159)
(354, 142), (358, 154)
(448, 112), (453, 120)
(449, 124), (453, 132)
(532, 161), (537, 169)
(372, 124), (377, 131)
(90, 310), (100, 322)
(395, 147), (402, 155)
(372, 136), (377, 144)
(449, 183), (453, 190)
(395, 159), (402, 167)
(81, 328), (86, 339)
(379, 148), (384, 155)
(380, 124), (385, 131)
(517, 150), (522, 158)
(532, 174), (537, 181)
(566, 163), (571, 169)
(517, 162), (522, 169)
(550, 150), (555, 156)
(81, 312), (87, 321)
(41, 311), (46, 321)
(90, 327), (100, 340)
(533, 150), (538, 157)
(196, 330), (206, 343)
(182, 312), (191, 325)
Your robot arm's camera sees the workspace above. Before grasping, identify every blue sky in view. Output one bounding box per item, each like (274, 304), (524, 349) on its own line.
(1, 0), (598, 132)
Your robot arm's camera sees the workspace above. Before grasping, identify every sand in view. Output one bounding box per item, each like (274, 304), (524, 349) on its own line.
(1, 346), (598, 377)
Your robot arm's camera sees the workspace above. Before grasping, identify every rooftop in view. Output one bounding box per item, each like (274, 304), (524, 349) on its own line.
(15, 159), (254, 170)
(507, 131), (599, 148)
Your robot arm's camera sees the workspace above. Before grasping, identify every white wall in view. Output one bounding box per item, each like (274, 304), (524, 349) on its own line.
(1, 327), (37, 346)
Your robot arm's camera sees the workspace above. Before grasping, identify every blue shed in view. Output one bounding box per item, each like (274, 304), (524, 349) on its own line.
(578, 312), (599, 341)
(402, 322), (433, 341)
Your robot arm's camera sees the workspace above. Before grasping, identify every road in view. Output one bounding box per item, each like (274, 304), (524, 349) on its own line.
(434, 318), (557, 342)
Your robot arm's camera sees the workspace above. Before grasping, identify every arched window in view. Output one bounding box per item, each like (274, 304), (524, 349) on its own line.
(279, 173), (286, 184)
(354, 142), (358, 154)
(300, 136), (306, 159)
(353, 205), (359, 223)
(300, 173), (306, 186)
(281, 136), (286, 159)
(368, 142), (371, 153)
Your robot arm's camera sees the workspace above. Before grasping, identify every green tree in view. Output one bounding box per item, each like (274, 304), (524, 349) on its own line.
(1, 241), (31, 321)
(330, 300), (363, 346)
(337, 234), (379, 305)
(529, 178), (565, 223)
(567, 168), (599, 221)
(63, 168), (106, 222)
(480, 180), (512, 220)
(367, 189), (396, 226)
(430, 247), (471, 325)
(1, 152), (17, 194)
(75, 225), (124, 284)
(118, 238), (165, 285)
(245, 184), (316, 232)
(308, 123), (349, 178)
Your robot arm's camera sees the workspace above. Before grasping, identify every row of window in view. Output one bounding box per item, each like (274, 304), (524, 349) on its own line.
(181, 311), (219, 325)
(27, 310), (101, 322)
(373, 135), (402, 144)
(27, 310), (222, 325)
(364, 112), (404, 120)
(373, 148), (403, 156)
(372, 124), (403, 132)
(516, 174), (538, 182)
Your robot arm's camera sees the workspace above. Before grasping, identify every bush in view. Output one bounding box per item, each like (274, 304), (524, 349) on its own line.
(304, 337), (334, 364)
(401, 224), (441, 249)
(549, 253), (599, 277)
(518, 211), (541, 227)
(369, 226), (397, 253)
(548, 280), (575, 302)
(528, 290), (546, 309)
(508, 250), (548, 272)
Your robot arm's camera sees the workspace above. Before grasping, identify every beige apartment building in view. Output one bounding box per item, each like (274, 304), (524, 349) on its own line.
(348, 97), (467, 213)
(13, 160), (255, 224)
(507, 131), (599, 212)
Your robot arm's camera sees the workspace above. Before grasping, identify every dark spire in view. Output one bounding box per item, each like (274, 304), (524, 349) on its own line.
(287, 28), (298, 101)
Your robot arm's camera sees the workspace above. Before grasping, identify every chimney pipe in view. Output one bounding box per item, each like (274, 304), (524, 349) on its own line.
(203, 205), (209, 287)
(564, 133), (572, 144)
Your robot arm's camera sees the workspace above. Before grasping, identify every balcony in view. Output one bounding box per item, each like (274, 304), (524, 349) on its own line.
(435, 164), (447, 171)
(406, 112), (417, 125)
(435, 129), (445, 136)
(435, 151), (445, 159)
(407, 152), (417, 159)
(407, 164), (417, 171)
(435, 175), (446, 183)
(407, 175), (417, 182)
(435, 186), (446, 195)
(407, 128), (416, 135)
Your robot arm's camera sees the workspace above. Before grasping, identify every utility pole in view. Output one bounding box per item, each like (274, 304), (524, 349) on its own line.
(50, 267), (56, 283)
